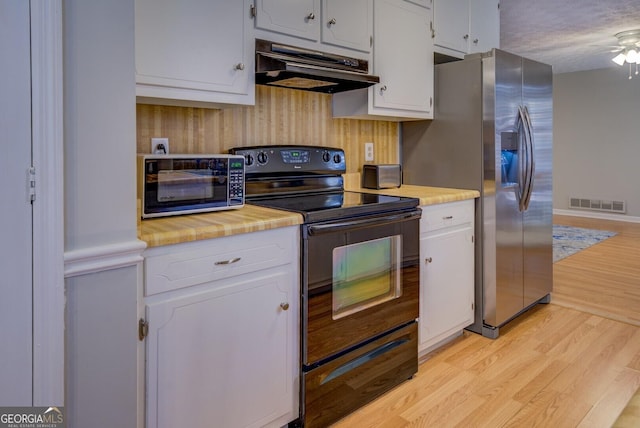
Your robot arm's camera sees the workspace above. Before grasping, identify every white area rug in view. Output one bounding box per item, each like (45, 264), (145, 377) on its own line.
(553, 225), (617, 263)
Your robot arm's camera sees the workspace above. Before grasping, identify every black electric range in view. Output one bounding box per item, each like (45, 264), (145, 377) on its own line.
(230, 145), (421, 427)
(229, 145), (418, 222)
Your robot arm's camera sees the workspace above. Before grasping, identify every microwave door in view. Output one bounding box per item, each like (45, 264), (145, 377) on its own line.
(157, 171), (214, 202)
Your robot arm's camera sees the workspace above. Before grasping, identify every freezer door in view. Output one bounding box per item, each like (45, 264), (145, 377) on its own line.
(522, 58), (553, 306)
(483, 50), (525, 327)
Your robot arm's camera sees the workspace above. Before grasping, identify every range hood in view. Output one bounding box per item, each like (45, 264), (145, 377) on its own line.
(255, 39), (380, 94)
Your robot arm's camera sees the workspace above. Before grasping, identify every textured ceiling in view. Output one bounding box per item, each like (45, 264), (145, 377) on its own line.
(500, 0), (640, 74)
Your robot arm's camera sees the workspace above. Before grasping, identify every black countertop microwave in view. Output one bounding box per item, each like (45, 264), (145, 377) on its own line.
(137, 154), (245, 219)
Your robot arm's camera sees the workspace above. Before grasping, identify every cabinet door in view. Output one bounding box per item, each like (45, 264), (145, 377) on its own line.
(469, 0), (500, 53)
(433, 0), (469, 54)
(372, 0), (433, 117)
(419, 225), (474, 353)
(321, 0), (372, 53)
(135, 0), (253, 106)
(254, 0), (320, 41)
(145, 269), (298, 428)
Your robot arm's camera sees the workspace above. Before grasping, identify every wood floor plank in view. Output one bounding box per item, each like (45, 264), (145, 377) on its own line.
(453, 398), (523, 428)
(511, 359), (571, 404)
(331, 216), (640, 427)
(546, 321), (635, 404)
(579, 368), (640, 428)
(552, 215), (640, 326)
(400, 372), (488, 427)
(503, 389), (592, 428)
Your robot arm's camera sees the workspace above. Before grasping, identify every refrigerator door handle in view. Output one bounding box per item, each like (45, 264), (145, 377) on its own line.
(522, 106), (535, 210)
(516, 106), (527, 211)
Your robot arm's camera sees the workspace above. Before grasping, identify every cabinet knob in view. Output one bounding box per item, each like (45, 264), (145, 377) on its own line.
(463, 34), (469, 40)
(473, 38), (479, 44)
(380, 85), (388, 93)
(328, 18), (336, 25)
(214, 257), (241, 265)
(442, 215), (453, 220)
(234, 63), (245, 71)
(280, 302), (290, 311)
(425, 257), (433, 264)
(306, 12), (315, 20)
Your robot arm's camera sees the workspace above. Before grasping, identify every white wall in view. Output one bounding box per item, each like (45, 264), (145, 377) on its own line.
(1, 0), (33, 405)
(63, 0), (142, 427)
(63, 0), (137, 249)
(553, 67), (640, 217)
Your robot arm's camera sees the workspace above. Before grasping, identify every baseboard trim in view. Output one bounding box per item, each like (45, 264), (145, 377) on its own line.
(554, 209), (640, 223)
(64, 239), (147, 278)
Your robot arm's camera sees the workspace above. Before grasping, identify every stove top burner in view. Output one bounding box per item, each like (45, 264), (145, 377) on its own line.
(249, 191), (419, 223)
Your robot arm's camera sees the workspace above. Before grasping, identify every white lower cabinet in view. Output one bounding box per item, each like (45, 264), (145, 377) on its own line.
(419, 200), (475, 356)
(143, 227), (299, 428)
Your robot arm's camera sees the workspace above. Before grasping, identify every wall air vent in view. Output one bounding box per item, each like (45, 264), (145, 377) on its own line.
(569, 197), (626, 214)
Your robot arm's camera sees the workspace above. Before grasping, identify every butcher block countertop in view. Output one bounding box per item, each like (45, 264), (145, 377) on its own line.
(138, 176), (478, 248)
(343, 173), (479, 205)
(138, 204), (303, 248)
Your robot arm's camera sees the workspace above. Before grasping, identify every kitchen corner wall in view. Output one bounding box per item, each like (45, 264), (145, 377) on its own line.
(136, 85), (399, 172)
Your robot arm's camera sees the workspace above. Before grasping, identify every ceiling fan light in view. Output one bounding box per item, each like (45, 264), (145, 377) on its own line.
(626, 49), (638, 63)
(612, 52), (626, 65)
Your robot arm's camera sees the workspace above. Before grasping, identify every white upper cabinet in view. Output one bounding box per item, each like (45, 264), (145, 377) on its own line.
(433, 0), (500, 58)
(469, 0), (500, 53)
(135, 0), (254, 107)
(321, 0), (373, 52)
(433, 0), (469, 54)
(254, 0), (320, 41)
(253, 0), (373, 54)
(332, 0), (433, 121)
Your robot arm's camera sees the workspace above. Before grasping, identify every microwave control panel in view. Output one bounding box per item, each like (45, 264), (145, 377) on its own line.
(228, 157), (245, 205)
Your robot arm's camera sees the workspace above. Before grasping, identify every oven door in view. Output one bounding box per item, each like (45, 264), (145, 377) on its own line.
(302, 208), (421, 367)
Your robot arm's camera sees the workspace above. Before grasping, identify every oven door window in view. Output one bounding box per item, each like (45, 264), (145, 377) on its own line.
(332, 235), (402, 319)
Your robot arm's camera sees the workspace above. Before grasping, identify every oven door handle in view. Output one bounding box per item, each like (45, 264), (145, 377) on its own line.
(306, 209), (421, 235)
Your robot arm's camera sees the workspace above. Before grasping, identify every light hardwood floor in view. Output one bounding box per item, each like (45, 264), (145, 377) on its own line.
(332, 215), (640, 427)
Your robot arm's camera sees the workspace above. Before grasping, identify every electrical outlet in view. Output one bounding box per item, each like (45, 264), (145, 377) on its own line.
(151, 137), (169, 155)
(364, 142), (374, 162)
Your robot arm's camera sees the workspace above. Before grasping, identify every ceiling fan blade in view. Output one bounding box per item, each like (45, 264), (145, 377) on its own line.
(589, 44), (623, 50)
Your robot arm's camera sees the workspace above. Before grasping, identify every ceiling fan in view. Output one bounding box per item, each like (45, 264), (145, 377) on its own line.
(610, 29), (640, 79)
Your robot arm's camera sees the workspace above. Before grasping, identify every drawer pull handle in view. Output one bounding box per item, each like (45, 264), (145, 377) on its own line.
(280, 302), (290, 311)
(214, 257), (241, 265)
(442, 215), (453, 220)
(425, 257), (432, 264)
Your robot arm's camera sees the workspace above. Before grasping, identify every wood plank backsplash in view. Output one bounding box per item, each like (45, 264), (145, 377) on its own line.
(136, 85), (399, 173)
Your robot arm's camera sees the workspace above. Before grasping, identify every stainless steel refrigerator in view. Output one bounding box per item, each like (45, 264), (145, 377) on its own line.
(402, 49), (552, 339)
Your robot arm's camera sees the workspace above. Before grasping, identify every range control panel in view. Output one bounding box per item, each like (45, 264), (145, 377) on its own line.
(229, 145), (346, 176)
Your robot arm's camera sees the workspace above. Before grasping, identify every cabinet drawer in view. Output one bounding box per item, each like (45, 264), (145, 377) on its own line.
(420, 199), (474, 233)
(144, 227), (298, 296)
